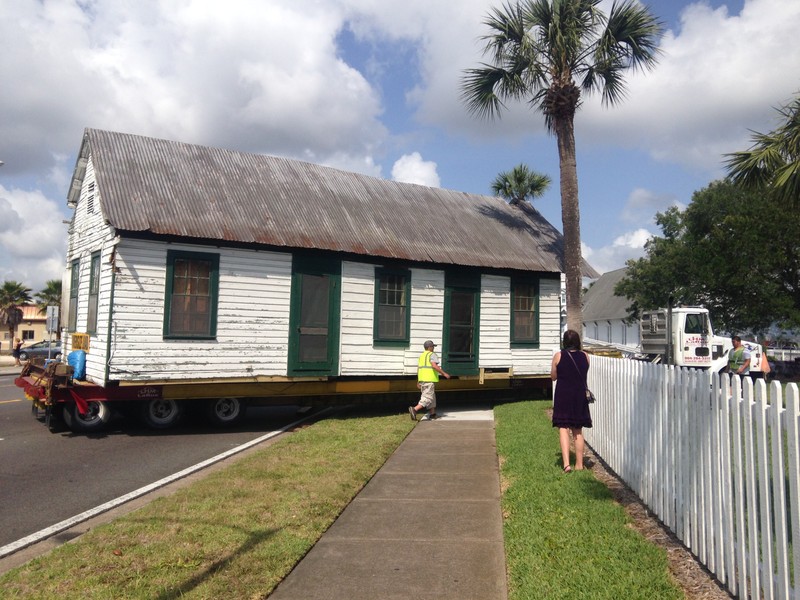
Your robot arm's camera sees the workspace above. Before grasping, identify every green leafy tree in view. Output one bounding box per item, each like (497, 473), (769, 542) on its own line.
(0, 280), (33, 342)
(461, 0), (663, 332)
(491, 163), (551, 205)
(615, 180), (800, 333)
(35, 279), (62, 314)
(725, 94), (800, 206)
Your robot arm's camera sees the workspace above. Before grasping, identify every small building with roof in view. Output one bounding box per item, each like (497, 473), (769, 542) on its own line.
(582, 267), (639, 352)
(56, 128), (597, 422)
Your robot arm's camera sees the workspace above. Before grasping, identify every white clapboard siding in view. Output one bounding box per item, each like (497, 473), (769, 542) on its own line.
(507, 276), (561, 375)
(479, 275), (511, 368)
(405, 268), (446, 372)
(72, 218), (561, 382)
(102, 239), (292, 381)
(586, 356), (800, 600)
(66, 157), (119, 382)
(340, 261), (406, 375)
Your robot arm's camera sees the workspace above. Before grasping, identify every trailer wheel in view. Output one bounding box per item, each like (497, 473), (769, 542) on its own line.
(63, 401), (111, 433)
(141, 398), (184, 429)
(205, 398), (246, 427)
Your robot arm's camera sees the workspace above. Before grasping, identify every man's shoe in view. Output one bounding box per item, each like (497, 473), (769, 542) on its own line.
(409, 406), (417, 421)
(428, 413), (440, 420)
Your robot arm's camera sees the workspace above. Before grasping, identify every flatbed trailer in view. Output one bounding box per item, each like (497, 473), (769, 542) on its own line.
(15, 359), (550, 433)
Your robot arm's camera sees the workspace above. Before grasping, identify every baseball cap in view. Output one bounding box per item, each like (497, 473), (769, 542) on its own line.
(423, 340), (436, 348)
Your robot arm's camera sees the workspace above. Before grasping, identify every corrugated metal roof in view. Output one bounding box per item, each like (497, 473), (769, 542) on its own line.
(20, 305), (45, 321)
(582, 267), (631, 321)
(81, 128), (598, 276)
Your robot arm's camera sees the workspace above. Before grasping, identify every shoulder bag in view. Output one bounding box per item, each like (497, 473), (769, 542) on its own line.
(564, 350), (595, 404)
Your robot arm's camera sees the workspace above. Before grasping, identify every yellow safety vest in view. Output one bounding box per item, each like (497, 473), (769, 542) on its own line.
(418, 351), (439, 382)
(728, 346), (747, 372)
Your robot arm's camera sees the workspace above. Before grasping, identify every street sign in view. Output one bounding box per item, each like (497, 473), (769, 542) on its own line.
(46, 305), (59, 333)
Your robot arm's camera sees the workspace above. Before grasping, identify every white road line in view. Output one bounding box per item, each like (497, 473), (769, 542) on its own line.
(0, 409), (328, 560)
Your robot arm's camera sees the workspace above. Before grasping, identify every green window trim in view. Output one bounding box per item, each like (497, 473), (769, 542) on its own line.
(373, 267), (411, 347)
(68, 258), (80, 333)
(87, 252), (101, 334)
(510, 276), (540, 348)
(163, 250), (220, 340)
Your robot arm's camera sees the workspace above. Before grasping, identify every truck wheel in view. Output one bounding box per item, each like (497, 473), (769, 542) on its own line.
(205, 398), (246, 427)
(63, 401), (111, 433)
(141, 398), (184, 429)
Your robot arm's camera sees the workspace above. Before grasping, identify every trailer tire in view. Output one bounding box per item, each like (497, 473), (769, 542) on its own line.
(141, 398), (184, 429)
(63, 401), (111, 433)
(205, 397), (246, 427)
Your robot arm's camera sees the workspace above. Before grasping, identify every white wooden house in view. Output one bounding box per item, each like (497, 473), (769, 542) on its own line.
(60, 128), (597, 408)
(582, 267), (639, 352)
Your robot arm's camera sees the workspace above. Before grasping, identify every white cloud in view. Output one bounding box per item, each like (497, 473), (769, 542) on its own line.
(2, 0), (799, 290)
(621, 188), (683, 224)
(584, 228), (653, 275)
(0, 186), (68, 291)
(391, 152), (441, 187)
(580, 0), (800, 172)
(0, 0), (389, 178)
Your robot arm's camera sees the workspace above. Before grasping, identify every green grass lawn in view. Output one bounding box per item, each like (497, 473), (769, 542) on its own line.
(0, 402), (684, 599)
(495, 400), (684, 600)
(0, 409), (414, 599)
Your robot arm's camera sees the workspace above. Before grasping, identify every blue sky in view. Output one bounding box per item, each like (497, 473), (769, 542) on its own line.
(0, 0), (796, 292)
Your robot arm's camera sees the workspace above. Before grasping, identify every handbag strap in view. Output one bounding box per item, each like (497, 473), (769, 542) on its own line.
(563, 350), (589, 391)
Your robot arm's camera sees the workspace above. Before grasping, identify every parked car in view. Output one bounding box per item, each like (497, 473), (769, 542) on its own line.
(19, 340), (62, 361)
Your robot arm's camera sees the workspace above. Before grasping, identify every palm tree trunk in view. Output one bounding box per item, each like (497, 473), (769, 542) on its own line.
(555, 116), (583, 333)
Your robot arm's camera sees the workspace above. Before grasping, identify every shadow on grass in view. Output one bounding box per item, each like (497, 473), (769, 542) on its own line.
(132, 520), (282, 600)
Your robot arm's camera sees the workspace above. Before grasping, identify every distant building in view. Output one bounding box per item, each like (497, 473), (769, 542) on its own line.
(582, 267), (639, 352)
(3, 305), (49, 347)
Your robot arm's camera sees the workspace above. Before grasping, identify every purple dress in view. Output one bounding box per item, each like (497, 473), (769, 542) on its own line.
(552, 350), (592, 429)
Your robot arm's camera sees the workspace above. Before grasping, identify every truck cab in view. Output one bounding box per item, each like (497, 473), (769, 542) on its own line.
(640, 307), (763, 374)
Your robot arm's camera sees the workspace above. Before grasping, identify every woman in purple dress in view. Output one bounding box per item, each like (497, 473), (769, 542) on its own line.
(550, 330), (592, 472)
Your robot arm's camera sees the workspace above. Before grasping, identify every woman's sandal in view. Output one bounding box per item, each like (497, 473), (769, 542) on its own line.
(563, 465), (572, 473)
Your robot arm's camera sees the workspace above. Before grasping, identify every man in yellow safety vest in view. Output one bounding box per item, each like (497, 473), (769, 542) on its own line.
(409, 340), (450, 421)
(728, 335), (751, 377)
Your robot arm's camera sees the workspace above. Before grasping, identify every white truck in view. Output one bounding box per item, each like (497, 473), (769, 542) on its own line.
(639, 306), (765, 375)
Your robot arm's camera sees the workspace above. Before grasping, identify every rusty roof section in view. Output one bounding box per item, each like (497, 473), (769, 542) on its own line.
(80, 128), (598, 276)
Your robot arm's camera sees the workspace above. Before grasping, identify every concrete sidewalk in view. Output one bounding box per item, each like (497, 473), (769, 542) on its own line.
(269, 405), (507, 600)
(0, 355), (23, 377)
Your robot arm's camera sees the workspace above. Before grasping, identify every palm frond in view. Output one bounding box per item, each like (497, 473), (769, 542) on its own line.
(725, 95), (800, 203)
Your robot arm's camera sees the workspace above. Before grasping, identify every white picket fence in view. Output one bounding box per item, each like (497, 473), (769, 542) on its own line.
(584, 356), (800, 600)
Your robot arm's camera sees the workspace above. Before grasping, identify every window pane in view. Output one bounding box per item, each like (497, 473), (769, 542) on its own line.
(169, 257), (213, 336)
(376, 272), (408, 341)
(512, 282), (538, 343)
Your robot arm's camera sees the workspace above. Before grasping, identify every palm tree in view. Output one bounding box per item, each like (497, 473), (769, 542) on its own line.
(35, 279), (63, 337)
(725, 94), (800, 205)
(0, 280), (33, 343)
(491, 163), (551, 205)
(462, 0), (662, 331)
(35, 279), (62, 313)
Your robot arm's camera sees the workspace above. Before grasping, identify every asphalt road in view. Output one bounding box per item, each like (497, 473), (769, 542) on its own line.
(0, 376), (305, 550)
